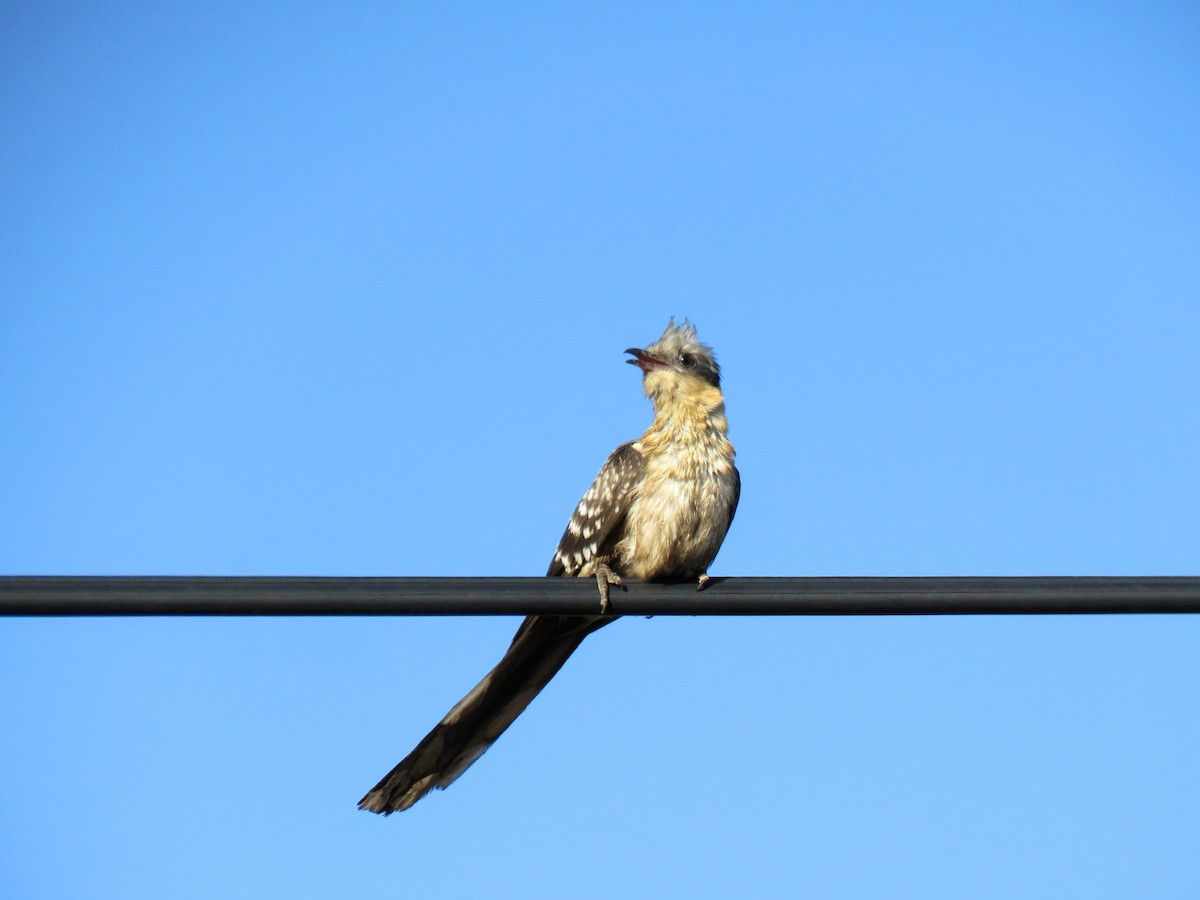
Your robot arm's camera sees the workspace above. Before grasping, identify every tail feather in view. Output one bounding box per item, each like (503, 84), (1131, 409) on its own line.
(358, 615), (610, 814)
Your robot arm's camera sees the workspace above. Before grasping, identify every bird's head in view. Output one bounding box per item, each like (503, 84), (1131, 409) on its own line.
(626, 319), (723, 405)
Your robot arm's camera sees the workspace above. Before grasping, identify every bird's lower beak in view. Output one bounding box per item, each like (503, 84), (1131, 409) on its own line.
(625, 348), (667, 371)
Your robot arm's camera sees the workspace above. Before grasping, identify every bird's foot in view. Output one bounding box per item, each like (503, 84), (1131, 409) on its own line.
(594, 562), (624, 613)
(697, 573), (711, 592)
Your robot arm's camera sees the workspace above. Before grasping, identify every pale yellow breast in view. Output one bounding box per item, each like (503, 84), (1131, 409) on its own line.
(616, 431), (738, 581)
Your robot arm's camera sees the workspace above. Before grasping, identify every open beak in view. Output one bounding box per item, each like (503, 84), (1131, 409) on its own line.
(625, 348), (667, 371)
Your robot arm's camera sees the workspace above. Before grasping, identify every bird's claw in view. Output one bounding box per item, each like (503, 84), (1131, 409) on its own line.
(697, 573), (711, 592)
(594, 562), (624, 614)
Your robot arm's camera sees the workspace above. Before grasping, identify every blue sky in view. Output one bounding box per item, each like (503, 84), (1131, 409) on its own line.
(2, 2), (1198, 897)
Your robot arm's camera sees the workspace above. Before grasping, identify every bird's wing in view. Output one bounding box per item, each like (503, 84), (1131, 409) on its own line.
(728, 464), (741, 528)
(546, 440), (646, 577)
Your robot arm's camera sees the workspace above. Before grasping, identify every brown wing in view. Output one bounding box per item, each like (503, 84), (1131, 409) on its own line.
(546, 441), (646, 577)
(727, 464), (741, 529)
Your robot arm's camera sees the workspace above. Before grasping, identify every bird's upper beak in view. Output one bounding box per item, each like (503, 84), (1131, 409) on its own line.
(625, 347), (667, 371)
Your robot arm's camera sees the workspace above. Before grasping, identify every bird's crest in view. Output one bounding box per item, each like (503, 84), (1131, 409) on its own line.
(645, 318), (721, 388)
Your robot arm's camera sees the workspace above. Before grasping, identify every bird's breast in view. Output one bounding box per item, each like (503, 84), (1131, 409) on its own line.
(616, 436), (738, 581)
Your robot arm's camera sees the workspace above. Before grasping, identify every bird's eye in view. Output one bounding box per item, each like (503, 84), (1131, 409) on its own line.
(679, 353), (695, 368)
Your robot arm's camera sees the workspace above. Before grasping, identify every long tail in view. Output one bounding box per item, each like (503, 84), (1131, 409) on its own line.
(358, 614), (611, 814)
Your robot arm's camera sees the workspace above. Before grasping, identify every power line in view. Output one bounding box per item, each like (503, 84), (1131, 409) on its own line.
(2, 576), (1198, 616)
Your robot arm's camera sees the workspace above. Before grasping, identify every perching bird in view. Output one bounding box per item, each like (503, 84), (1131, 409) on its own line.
(359, 319), (740, 814)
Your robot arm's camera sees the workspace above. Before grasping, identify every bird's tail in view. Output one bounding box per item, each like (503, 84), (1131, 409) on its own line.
(358, 614), (611, 814)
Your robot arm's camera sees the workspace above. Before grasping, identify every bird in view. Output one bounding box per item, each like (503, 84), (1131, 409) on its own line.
(358, 319), (740, 814)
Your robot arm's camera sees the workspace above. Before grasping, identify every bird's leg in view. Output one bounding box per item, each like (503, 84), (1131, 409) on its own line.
(696, 572), (711, 592)
(593, 560), (624, 613)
